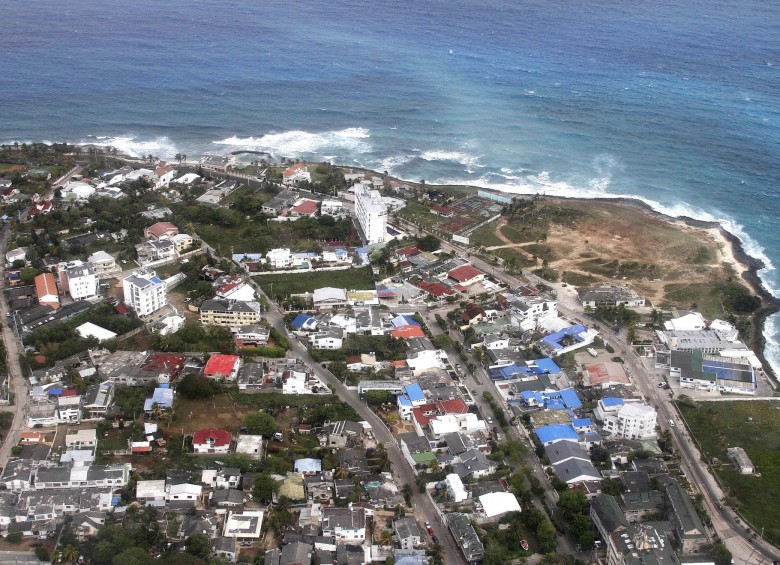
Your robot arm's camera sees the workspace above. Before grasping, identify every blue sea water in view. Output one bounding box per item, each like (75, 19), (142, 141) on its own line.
(2, 0), (780, 366)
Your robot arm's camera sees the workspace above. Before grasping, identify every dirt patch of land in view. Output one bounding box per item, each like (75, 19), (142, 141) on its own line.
(491, 198), (745, 311)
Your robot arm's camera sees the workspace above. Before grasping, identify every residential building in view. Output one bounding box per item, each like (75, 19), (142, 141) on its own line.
(223, 510), (264, 539)
(65, 429), (97, 450)
(57, 395), (82, 424)
(136, 239), (176, 264)
(204, 354), (241, 381)
(665, 482), (707, 553)
(193, 428), (233, 454)
(321, 199), (345, 217)
(394, 517), (422, 549)
(670, 349), (758, 395)
(602, 402), (657, 440)
(447, 513), (484, 563)
(200, 299), (262, 328)
(34, 463), (131, 490)
(282, 163), (311, 186)
(448, 265), (485, 287)
(59, 261), (97, 299)
(87, 251), (121, 278)
(34, 273), (59, 310)
(234, 324), (269, 348)
(265, 248), (293, 269)
(136, 480), (167, 507)
(170, 233), (194, 253)
(123, 270), (167, 316)
(144, 222), (179, 240)
(354, 183), (387, 244)
(321, 506), (367, 543)
(312, 287), (348, 310)
(578, 286), (645, 309)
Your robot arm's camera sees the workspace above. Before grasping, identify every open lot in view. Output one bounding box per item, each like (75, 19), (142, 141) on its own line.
(677, 399), (780, 545)
(477, 199), (747, 316)
(254, 266), (374, 297)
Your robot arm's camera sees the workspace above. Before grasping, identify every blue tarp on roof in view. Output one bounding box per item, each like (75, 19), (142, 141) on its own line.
(601, 397), (624, 408)
(294, 458), (322, 473)
(542, 324), (587, 350)
(356, 248), (368, 254)
(572, 418), (593, 428)
(292, 313), (315, 330)
(49, 387), (63, 396)
(535, 424), (579, 445)
(532, 358), (562, 374)
(151, 276), (163, 284)
(403, 383), (425, 402)
(391, 315), (421, 328)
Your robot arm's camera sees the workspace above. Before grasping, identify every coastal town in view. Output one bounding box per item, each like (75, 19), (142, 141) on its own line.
(0, 142), (776, 565)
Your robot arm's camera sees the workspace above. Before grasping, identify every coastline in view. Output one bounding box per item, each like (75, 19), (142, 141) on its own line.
(55, 151), (780, 380)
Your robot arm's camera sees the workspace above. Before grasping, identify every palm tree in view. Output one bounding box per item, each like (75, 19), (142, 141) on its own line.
(335, 466), (349, 480)
(49, 549), (62, 564)
(61, 545), (79, 564)
(174, 153), (182, 164)
(379, 530), (393, 547)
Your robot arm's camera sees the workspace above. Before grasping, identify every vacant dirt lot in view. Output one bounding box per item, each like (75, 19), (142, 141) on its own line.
(488, 199), (742, 310)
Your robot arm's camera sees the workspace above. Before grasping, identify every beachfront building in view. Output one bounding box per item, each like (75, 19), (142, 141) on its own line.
(602, 402), (657, 440)
(88, 251), (121, 278)
(123, 270), (167, 316)
(354, 183), (387, 244)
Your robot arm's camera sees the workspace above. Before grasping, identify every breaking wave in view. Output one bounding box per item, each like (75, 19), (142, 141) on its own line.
(213, 128), (372, 157)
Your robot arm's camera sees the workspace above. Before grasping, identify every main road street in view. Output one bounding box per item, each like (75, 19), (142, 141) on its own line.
(0, 228), (30, 468)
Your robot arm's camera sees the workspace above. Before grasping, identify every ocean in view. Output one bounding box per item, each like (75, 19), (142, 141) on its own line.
(2, 0), (779, 368)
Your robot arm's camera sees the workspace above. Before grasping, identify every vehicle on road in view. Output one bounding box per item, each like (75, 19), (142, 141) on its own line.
(669, 419), (675, 427)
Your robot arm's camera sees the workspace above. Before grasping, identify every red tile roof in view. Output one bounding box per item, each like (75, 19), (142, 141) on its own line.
(417, 280), (455, 297)
(391, 325), (426, 339)
(204, 354), (240, 376)
(438, 398), (468, 414)
(193, 428), (232, 447)
(396, 246), (421, 257)
(291, 199), (318, 215)
(142, 353), (185, 378)
(147, 222), (178, 238)
(115, 303), (129, 315)
(34, 273), (59, 308)
(448, 265), (484, 283)
(283, 163), (307, 177)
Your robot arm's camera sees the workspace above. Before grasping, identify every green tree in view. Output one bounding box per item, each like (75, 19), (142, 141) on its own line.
(536, 519), (557, 554)
(177, 374), (219, 399)
(483, 540), (511, 565)
(19, 266), (41, 284)
(710, 542), (732, 565)
(557, 489), (588, 520)
(244, 411), (276, 437)
(252, 474), (279, 503)
(62, 545), (80, 563)
(112, 547), (154, 565)
(185, 533), (211, 559)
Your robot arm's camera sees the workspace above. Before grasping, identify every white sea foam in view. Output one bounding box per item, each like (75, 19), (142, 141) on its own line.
(79, 135), (180, 159)
(764, 315), (780, 375)
(419, 150), (482, 169)
(213, 128), (371, 157)
(376, 154), (414, 175)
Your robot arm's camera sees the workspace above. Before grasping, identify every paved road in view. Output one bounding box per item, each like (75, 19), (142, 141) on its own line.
(0, 229), (30, 468)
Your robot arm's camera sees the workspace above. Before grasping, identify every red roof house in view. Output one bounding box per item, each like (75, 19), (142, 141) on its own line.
(391, 325), (426, 339)
(448, 265), (485, 286)
(417, 280), (455, 298)
(193, 428), (232, 454)
(203, 354), (241, 382)
(144, 222), (179, 240)
(290, 199), (319, 217)
(395, 246), (422, 259)
(142, 353), (185, 382)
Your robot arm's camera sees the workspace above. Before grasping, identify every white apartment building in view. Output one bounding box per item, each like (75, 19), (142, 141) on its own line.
(87, 251), (121, 278)
(354, 183), (387, 244)
(265, 248), (292, 269)
(123, 270), (167, 316)
(602, 402), (657, 440)
(59, 261), (98, 300)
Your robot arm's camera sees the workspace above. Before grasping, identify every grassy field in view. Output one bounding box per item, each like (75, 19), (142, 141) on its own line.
(254, 266), (375, 297)
(661, 281), (726, 318)
(396, 201), (443, 232)
(469, 220), (504, 248)
(678, 400), (780, 544)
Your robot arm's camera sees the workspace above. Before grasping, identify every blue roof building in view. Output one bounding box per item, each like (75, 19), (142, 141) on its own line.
(572, 417), (593, 429)
(601, 397), (624, 408)
(293, 458), (322, 474)
(291, 313), (317, 331)
(542, 324), (588, 350)
(392, 315), (421, 328)
(519, 388), (582, 410)
(144, 387), (174, 412)
(402, 383), (426, 404)
(490, 358), (561, 380)
(535, 424), (579, 446)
